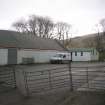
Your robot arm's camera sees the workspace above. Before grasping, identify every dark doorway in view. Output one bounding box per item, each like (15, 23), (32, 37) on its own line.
(8, 48), (17, 64)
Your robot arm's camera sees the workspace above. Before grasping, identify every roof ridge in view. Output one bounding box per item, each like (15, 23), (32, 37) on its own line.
(54, 39), (68, 51)
(0, 30), (65, 51)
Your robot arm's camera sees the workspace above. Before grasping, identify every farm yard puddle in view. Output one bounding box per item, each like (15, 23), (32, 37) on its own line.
(0, 89), (105, 105)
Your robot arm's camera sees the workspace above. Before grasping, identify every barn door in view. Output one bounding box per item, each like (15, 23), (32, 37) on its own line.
(8, 48), (17, 64)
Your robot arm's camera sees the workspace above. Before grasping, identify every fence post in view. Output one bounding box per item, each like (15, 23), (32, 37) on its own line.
(48, 70), (52, 89)
(86, 67), (89, 89)
(23, 70), (30, 96)
(12, 65), (16, 88)
(68, 60), (73, 91)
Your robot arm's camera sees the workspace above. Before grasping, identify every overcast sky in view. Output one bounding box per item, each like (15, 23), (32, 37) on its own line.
(0, 0), (105, 37)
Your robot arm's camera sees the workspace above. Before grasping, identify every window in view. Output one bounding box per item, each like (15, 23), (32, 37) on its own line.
(63, 55), (66, 58)
(93, 50), (94, 55)
(75, 52), (77, 56)
(81, 52), (83, 56)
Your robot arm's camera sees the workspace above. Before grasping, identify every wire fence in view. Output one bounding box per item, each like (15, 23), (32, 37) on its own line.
(23, 64), (105, 95)
(23, 66), (71, 95)
(72, 66), (105, 91)
(1, 64), (105, 95)
(0, 66), (16, 92)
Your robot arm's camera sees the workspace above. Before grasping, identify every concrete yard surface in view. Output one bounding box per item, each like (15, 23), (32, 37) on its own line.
(0, 89), (105, 105)
(60, 91), (105, 105)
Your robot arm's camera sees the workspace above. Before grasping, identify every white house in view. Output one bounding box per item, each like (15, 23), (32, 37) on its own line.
(69, 48), (99, 61)
(0, 30), (66, 65)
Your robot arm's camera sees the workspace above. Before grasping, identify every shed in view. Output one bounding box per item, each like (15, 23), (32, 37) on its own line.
(69, 48), (99, 61)
(0, 30), (66, 65)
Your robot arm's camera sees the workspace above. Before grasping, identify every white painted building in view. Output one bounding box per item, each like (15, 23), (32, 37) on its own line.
(17, 49), (61, 64)
(0, 30), (66, 65)
(69, 48), (99, 61)
(0, 49), (8, 65)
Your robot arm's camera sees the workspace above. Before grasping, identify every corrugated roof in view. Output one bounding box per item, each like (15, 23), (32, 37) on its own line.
(68, 48), (96, 52)
(0, 30), (65, 51)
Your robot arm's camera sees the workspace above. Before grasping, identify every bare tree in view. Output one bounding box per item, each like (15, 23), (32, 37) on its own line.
(55, 22), (65, 40)
(12, 15), (54, 38)
(100, 19), (105, 44)
(55, 22), (71, 46)
(37, 16), (45, 37)
(28, 15), (39, 36)
(37, 17), (54, 38)
(12, 19), (29, 33)
(100, 19), (105, 34)
(94, 23), (104, 52)
(65, 25), (72, 47)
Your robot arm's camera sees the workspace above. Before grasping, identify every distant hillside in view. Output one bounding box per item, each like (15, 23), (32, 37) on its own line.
(67, 32), (104, 48)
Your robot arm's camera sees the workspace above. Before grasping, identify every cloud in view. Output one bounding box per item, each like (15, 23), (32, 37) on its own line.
(0, 0), (105, 36)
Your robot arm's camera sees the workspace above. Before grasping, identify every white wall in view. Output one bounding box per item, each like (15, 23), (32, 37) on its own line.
(17, 49), (64, 64)
(72, 52), (91, 61)
(0, 49), (8, 65)
(18, 49), (98, 63)
(91, 49), (99, 61)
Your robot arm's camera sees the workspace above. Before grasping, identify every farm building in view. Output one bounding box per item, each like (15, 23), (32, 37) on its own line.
(69, 48), (99, 61)
(0, 30), (66, 65)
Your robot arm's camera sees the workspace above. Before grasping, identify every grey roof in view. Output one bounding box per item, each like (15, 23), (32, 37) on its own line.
(0, 30), (65, 51)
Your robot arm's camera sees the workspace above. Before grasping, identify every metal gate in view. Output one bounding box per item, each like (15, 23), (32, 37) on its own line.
(22, 64), (105, 96)
(0, 66), (16, 92)
(23, 66), (72, 95)
(71, 66), (105, 91)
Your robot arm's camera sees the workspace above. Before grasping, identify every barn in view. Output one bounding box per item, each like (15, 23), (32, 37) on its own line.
(0, 30), (66, 65)
(69, 48), (99, 61)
